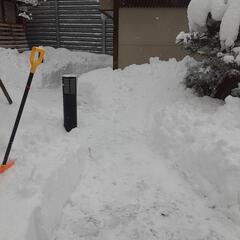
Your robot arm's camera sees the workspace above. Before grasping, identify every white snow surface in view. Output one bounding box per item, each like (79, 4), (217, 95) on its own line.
(0, 47), (111, 240)
(1, 48), (240, 239)
(187, 0), (240, 48)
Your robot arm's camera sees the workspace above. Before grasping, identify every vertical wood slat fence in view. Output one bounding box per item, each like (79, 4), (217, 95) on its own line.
(26, 0), (113, 55)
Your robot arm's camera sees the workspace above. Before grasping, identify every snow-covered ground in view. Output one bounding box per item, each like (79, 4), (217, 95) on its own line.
(1, 48), (240, 239)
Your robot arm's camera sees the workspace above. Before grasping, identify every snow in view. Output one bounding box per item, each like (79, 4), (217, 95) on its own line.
(0, 47), (111, 240)
(188, 0), (211, 32)
(17, 0), (38, 6)
(187, 0), (240, 49)
(18, 12), (31, 20)
(1, 48), (240, 239)
(219, 0), (240, 49)
(223, 54), (235, 63)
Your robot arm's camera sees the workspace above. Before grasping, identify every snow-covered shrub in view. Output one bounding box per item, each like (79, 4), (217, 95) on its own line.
(185, 57), (240, 97)
(16, 0), (45, 20)
(177, 0), (240, 99)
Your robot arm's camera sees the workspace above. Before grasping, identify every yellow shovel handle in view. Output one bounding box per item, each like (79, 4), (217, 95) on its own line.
(30, 47), (45, 73)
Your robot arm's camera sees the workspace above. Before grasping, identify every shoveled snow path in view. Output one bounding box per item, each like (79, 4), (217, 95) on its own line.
(52, 61), (240, 240)
(52, 128), (240, 240)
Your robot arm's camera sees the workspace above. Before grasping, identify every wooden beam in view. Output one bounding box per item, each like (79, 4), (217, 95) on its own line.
(113, 0), (119, 69)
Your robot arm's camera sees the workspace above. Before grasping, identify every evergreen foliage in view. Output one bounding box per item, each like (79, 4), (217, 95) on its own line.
(16, 0), (44, 20)
(177, 13), (240, 99)
(185, 57), (240, 97)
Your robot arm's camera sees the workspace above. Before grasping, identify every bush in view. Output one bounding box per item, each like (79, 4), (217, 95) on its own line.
(185, 57), (240, 98)
(177, 13), (240, 99)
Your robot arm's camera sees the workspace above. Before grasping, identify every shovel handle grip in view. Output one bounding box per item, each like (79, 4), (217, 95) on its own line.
(30, 47), (45, 73)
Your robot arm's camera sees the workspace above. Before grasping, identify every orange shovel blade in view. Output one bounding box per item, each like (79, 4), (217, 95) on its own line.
(0, 161), (15, 174)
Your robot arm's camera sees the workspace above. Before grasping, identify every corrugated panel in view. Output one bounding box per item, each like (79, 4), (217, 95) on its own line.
(26, 0), (58, 48)
(0, 23), (29, 52)
(26, 0), (113, 55)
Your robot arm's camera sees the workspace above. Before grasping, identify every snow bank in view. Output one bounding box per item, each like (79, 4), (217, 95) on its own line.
(0, 47), (112, 240)
(25, 137), (87, 240)
(36, 47), (111, 88)
(149, 89), (240, 224)
(0, 47), (111, 89)
(52, 57), (240, 239)
(78, 57), (240, 224)
(2, 45), (240, 239)
(0, 127), (87, 240)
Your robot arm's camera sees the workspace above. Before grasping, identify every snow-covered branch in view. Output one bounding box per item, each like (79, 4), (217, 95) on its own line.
(16, 0), (45, 20)
(188, 0), (240, 50)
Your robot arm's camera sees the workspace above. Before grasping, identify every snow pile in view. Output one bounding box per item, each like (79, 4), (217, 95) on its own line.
(53, 58), (240, 239)
(0, 47), (111, 89)
(1, 47), (240, 239)
(77, 58), (240, 225)
(36, 47), (111, 88)
(188, 0), (240, 49)
(0, 47), (112, 240)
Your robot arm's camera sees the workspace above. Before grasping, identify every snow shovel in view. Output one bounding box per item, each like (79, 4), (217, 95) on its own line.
(0, 79), (13, 104)
(0, 47), (45, 174)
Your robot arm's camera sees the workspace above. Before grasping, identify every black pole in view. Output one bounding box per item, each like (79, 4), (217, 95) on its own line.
(2, 72), (34, 165)
(62, 75), (77, 132)
(0, 79), (13, 104)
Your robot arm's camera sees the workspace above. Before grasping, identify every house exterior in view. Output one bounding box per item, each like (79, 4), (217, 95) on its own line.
(0, 0), (28, 51)
(100, 0), (190, 69)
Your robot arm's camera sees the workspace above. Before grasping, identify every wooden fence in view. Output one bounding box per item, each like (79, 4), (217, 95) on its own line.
(0, 23), (28, 52)
(26, 0), (113, 55)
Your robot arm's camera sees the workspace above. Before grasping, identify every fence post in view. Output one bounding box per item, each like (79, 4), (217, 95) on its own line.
(113, 0), (119, 69)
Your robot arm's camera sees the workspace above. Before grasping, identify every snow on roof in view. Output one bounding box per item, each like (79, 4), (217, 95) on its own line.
(188, 0), (240, 49)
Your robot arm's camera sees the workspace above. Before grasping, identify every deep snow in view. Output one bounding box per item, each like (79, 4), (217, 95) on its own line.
(52, 58), (240, 240)
(0, 47), (111, 240)
(1, 48), (240, 239)
(188, 0), (240, 49)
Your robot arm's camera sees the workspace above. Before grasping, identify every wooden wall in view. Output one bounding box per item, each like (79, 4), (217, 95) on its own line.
(0, 0), (28, 51)
(118, 7), (188, 68)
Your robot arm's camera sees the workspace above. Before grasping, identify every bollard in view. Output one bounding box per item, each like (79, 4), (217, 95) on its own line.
(62, 75), (77, 132)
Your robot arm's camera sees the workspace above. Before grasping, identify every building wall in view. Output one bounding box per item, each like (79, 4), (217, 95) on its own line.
(119, 8), (188, 68)
(99, 0), (113, 10)
(0, 0), (28, 52)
